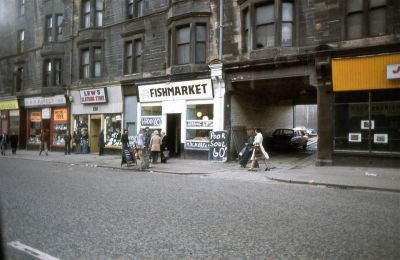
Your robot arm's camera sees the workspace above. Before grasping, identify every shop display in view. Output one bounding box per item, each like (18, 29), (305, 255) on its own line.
(52, 123), (68, 145)
(105, 114), (122, 147)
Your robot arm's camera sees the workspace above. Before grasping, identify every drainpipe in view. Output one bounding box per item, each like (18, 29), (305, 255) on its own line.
(69, 1), (75, 133)
(219, 0), (223, 60)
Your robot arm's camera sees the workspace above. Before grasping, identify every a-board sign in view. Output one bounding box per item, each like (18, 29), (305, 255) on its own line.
(208, 131), (229, 162)
(122, 148), (135, 166)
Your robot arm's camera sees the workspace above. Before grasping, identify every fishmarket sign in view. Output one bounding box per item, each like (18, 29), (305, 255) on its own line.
(138, 79), (213, 102)
(80, 88), (108, 104)
(24, 95), (66, 108)
(141, 116), (162, 127)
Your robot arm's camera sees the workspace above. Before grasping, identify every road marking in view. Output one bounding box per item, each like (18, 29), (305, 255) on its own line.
(8, 241), (60, 260)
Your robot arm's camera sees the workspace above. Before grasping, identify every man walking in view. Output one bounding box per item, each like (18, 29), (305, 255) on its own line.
(64, 130), (72, 155)
(9, 131), (18, 155)
(98, 129), (105, 156)
(39, 129), (49, 156)
(73, 130), (81, 154)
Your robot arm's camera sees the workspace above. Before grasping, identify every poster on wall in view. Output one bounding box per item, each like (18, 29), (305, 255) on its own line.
(53, 109), (67, 122)
(374, 134), (388, 144)
(30, 112), (42, 122)
(42, 108), (51, 119)
(361, 120), (374, 130)
(141, 117), (162, 127)
(208, 131), (229, 162)
(348, 133), (362, 143)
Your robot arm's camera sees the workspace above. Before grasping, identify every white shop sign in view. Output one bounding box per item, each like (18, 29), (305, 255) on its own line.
(42, 108), (51, 119)
(24, 95), (66, 108)
(138, 79), (213, 102)
(141, 116), (162, 127)
(79, 88), (108, 104)
(387, 64), (400, 79)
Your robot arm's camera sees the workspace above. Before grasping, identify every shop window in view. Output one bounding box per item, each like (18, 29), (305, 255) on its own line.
(124, 39), (142, 74)
(186, 104), (213, 120)
(186, 129), (212, 142)
(19, 0), (25, 16)
(346, 0), (387, 40)
(80, 47), (102, 79)
(43, 59), (62, 87)
(170, 22), (209, 66)
(82, 0), (103, 28)
(73, 115), (88, 136)
(334, 90), (400, 153)
(52, 108), (68, 146)
(186, 104), (213, 143)
(105, 114), (122, 147)
(28, 111), (42, 144)
(141, 106), (161, 116)
(9, 111), (20, 134)
(18, 30), (24, 53)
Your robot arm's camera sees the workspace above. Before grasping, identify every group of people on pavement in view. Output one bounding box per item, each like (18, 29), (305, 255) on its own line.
(239, 128), (271, 171)
(0, 131), (19, 156)
(137, 127), (169, 164)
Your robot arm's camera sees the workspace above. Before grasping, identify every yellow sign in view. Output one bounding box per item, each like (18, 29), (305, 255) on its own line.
(332, 53), (400, 92)
(53, 108), (67, 122)
(0, 100), (19, 110)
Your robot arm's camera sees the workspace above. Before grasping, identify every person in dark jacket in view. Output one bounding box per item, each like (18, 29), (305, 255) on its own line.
(160, 131), (169, 163)
(64, 130), (72, 155)
(39, 129), (49, 156)
(9, 131), (18, 155)
(121, 129), (129, 149)
(73, 130), (81, 154)
(98, 129), (105, 156)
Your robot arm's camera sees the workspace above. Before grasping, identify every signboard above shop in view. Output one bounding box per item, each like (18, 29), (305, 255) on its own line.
(138, 79), (213, 102)
(80, 88), (108, 104)
(24, 95), (66, 108)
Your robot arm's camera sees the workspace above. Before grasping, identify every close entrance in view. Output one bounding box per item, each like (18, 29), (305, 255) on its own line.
(90, 117), (101, 153)
(166, 113), (181, 157)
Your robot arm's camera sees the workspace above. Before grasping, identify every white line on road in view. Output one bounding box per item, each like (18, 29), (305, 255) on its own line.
(8, 241), (60, 260)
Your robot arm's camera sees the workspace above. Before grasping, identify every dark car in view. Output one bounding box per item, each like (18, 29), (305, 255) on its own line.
(268, 128), (308, 150)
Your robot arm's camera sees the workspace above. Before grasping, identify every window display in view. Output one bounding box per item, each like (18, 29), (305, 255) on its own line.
(105, 114), (122, 146)
(186, 104), (213, 120)
(186, 104), (213, 143)
(28, 111), (42, 144)
(73, 114), (88, 135)
(52, 108), (68, 146)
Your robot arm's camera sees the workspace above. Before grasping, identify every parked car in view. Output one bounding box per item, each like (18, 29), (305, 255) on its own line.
(268, 128), (308, 150)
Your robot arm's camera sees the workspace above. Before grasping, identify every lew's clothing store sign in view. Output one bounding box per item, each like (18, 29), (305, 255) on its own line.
(80, 88), (108, 104)
(138, 79), (213, 102)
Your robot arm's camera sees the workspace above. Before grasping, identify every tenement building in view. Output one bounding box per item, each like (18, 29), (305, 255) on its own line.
(0, 0), (399, 164)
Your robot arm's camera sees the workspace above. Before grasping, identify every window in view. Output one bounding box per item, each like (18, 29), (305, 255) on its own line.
(15, 66), (24, 92)
(18, 30), (24, 53)
(176, 26), (190, 65)
(195, 24), (206, 63)
(125, 42), (133, 74)
(105, 114), (122, 147)
(124, 39), (143, 74)
(241, 1), (295, 50)
(242, 8), (250, 51)
(127, 0), (143, 18)
(83, 0), (91, 28)
(255, 3), (275, 48)
(56, 15), (63, 41)
(43, 59), (62, 87)
(80, 47), (102, 79)
(20, 0), (25, 16)
(186, 104), (214, 143)
(95, 0), (103, 27)
(45, 16), (53, 42)
(346, 0), (387, 39)
(134, 39), (142, 73)
(94, 47), (102, 77)
(281, 2), (294, 46)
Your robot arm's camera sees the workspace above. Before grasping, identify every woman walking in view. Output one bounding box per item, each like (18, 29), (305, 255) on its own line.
(149, 130), (161, 164)
(248, 128), (270, 171)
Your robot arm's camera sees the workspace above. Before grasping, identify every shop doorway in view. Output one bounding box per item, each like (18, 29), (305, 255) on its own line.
(166, 113), (181, 157)
(42, 119), (51, 147)
(90, 118), (101, 153)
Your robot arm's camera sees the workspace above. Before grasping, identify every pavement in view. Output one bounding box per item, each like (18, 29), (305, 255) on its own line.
(1, 149), (400, 193)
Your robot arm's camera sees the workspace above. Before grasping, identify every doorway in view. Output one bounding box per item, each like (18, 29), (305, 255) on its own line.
(166, 113), (181, 157)
(90, 118), (101, 153)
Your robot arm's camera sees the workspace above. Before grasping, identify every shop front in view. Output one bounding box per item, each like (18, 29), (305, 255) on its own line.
(70, 85), (123, 154)
(0, 98), (20, 140)
(23, 95), (68, 151)
(137, 78), (223, 159)
(327, 53), (400, 166)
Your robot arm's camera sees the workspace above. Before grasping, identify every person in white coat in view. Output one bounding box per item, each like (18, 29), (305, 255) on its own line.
(248, 128), (270, 171)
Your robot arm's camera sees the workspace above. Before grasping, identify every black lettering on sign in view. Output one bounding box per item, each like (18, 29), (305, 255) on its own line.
(209, 131), (229, 162)
(185, 141), (209, 151)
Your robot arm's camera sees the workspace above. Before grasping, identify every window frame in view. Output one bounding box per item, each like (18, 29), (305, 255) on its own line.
(19, 0), (25, 16)
(17, 30), (24, 53)
(81, 0), (104, 29)
(43, 58), (62, 87)
(123, 36), (143, 75)
(80, 46), (103, 79)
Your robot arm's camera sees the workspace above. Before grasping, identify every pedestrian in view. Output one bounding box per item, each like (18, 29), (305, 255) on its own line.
(64, 130), (72, 155)
(143, 126), (152, 160)
(9, 131), (18, 155)
(0, 131), (8, 156)
(239, 128), (259, 168)
(160, 131), (169, 163)
(136, 129), (145, 159)
(98, 129), (105, 156)
(150, 130), (161, 164)
(248, 128), (270, 171)
(121, 129), (129, 149)
(81, 129), (89, 154)
(39, 129), (49, 156)
(73, 129), (81, 154)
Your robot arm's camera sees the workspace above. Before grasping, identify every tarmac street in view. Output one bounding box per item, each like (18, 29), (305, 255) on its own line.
(1, 157), (400, 259)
